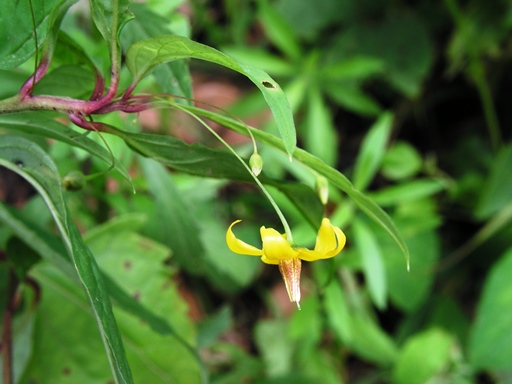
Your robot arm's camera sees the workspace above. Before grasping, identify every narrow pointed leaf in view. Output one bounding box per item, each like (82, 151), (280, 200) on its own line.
(125, 34), (296, 157)
(0, 136), (134, 384)
(178, 106), (410, 267)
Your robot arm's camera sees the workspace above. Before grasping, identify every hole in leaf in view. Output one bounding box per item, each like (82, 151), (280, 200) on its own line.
(13, 159), (24, 167)
(262, 81), (275, 89)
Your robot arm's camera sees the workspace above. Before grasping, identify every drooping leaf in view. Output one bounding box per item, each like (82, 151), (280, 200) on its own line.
(175, 105), (410, 267)
(0, 136), (134, 384)
(125, 34), (296, 157)
(106, 126), (322, 227)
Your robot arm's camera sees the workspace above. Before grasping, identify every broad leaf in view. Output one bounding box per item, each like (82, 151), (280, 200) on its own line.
(393, 328), (453, 384)
(0, 136), (134, 384)
(469, 246), (512, 370)
(125, 35), (296, 157)
(0, 0), (74, 70)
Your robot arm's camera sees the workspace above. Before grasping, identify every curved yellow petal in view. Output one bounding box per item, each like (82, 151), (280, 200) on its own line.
(314, 218), (346, 257)
(226, 220), (263, 256)
(260, 226), (298, 262)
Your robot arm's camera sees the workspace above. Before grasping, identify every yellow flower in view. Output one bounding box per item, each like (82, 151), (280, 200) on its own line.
(226, 218), (346, 307)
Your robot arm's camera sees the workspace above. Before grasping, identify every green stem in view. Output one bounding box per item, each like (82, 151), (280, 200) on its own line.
(170, 102), (294, 243)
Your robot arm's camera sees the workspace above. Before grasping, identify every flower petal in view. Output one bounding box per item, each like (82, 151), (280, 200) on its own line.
(314, 218), (346, 257)
(260, 226), (298, 262)
(278, 258), (302, 306)
(226, 220), (263, 256)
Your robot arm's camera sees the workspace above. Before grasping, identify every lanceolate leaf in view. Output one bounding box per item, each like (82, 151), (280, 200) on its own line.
(177, 105), (410, 267)
(125, 35), (296, 157)
(106, 126), (322, 227)
(0, 112), (133, 188)
(0, 136), (134, 384)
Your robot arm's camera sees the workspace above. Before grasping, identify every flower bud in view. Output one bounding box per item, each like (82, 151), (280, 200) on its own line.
(315, 175), (329, 205)
(249, 152), (263, 176)
(62, 171), (86, 191)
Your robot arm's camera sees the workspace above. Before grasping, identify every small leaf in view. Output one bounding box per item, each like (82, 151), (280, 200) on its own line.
(120, 3), (192, 101)
(353, 218), (387, 309)
(353, 112), (393, 191)
(382, 141), (423, 180)
(305, 86), (337, 166)
(125, 34), (296, 157)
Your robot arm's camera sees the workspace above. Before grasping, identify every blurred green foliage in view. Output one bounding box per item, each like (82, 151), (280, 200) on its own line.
(1, 0), (512, 383)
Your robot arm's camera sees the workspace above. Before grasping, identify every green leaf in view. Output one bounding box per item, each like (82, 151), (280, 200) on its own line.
(305, 86), (337, 166)
(120, 3), (192, 101)
(324, 280), (397, 366)
(0, 0), (73, 70)
(368, 179), (446, 207)
(221, 46), (294, 77)
(33, 65), (95, 98)
(321, 56), (385, 81)
(469, 246), (512, 370)
(255, 319), (294, 377)
(353, 112), (393, 190)
(476, 144), (512, 219)
(384, 228), (440, 312)
(85, 217), (206, 383)
(257, 0), (301, 60)
(393, 328), (454, 384)
(139, 157), (206, 274)
(324, 83), (382, 116)
(174, 105), (410, 268)
(89, 0), (133, 56)
(0, 136), (134, 384)
(106, 126), (321, 227)
(0, 112), (133, 187)
(125, 34), (296, 157)
(382, 141), (423, 180)
(353, 218), (387, 309)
